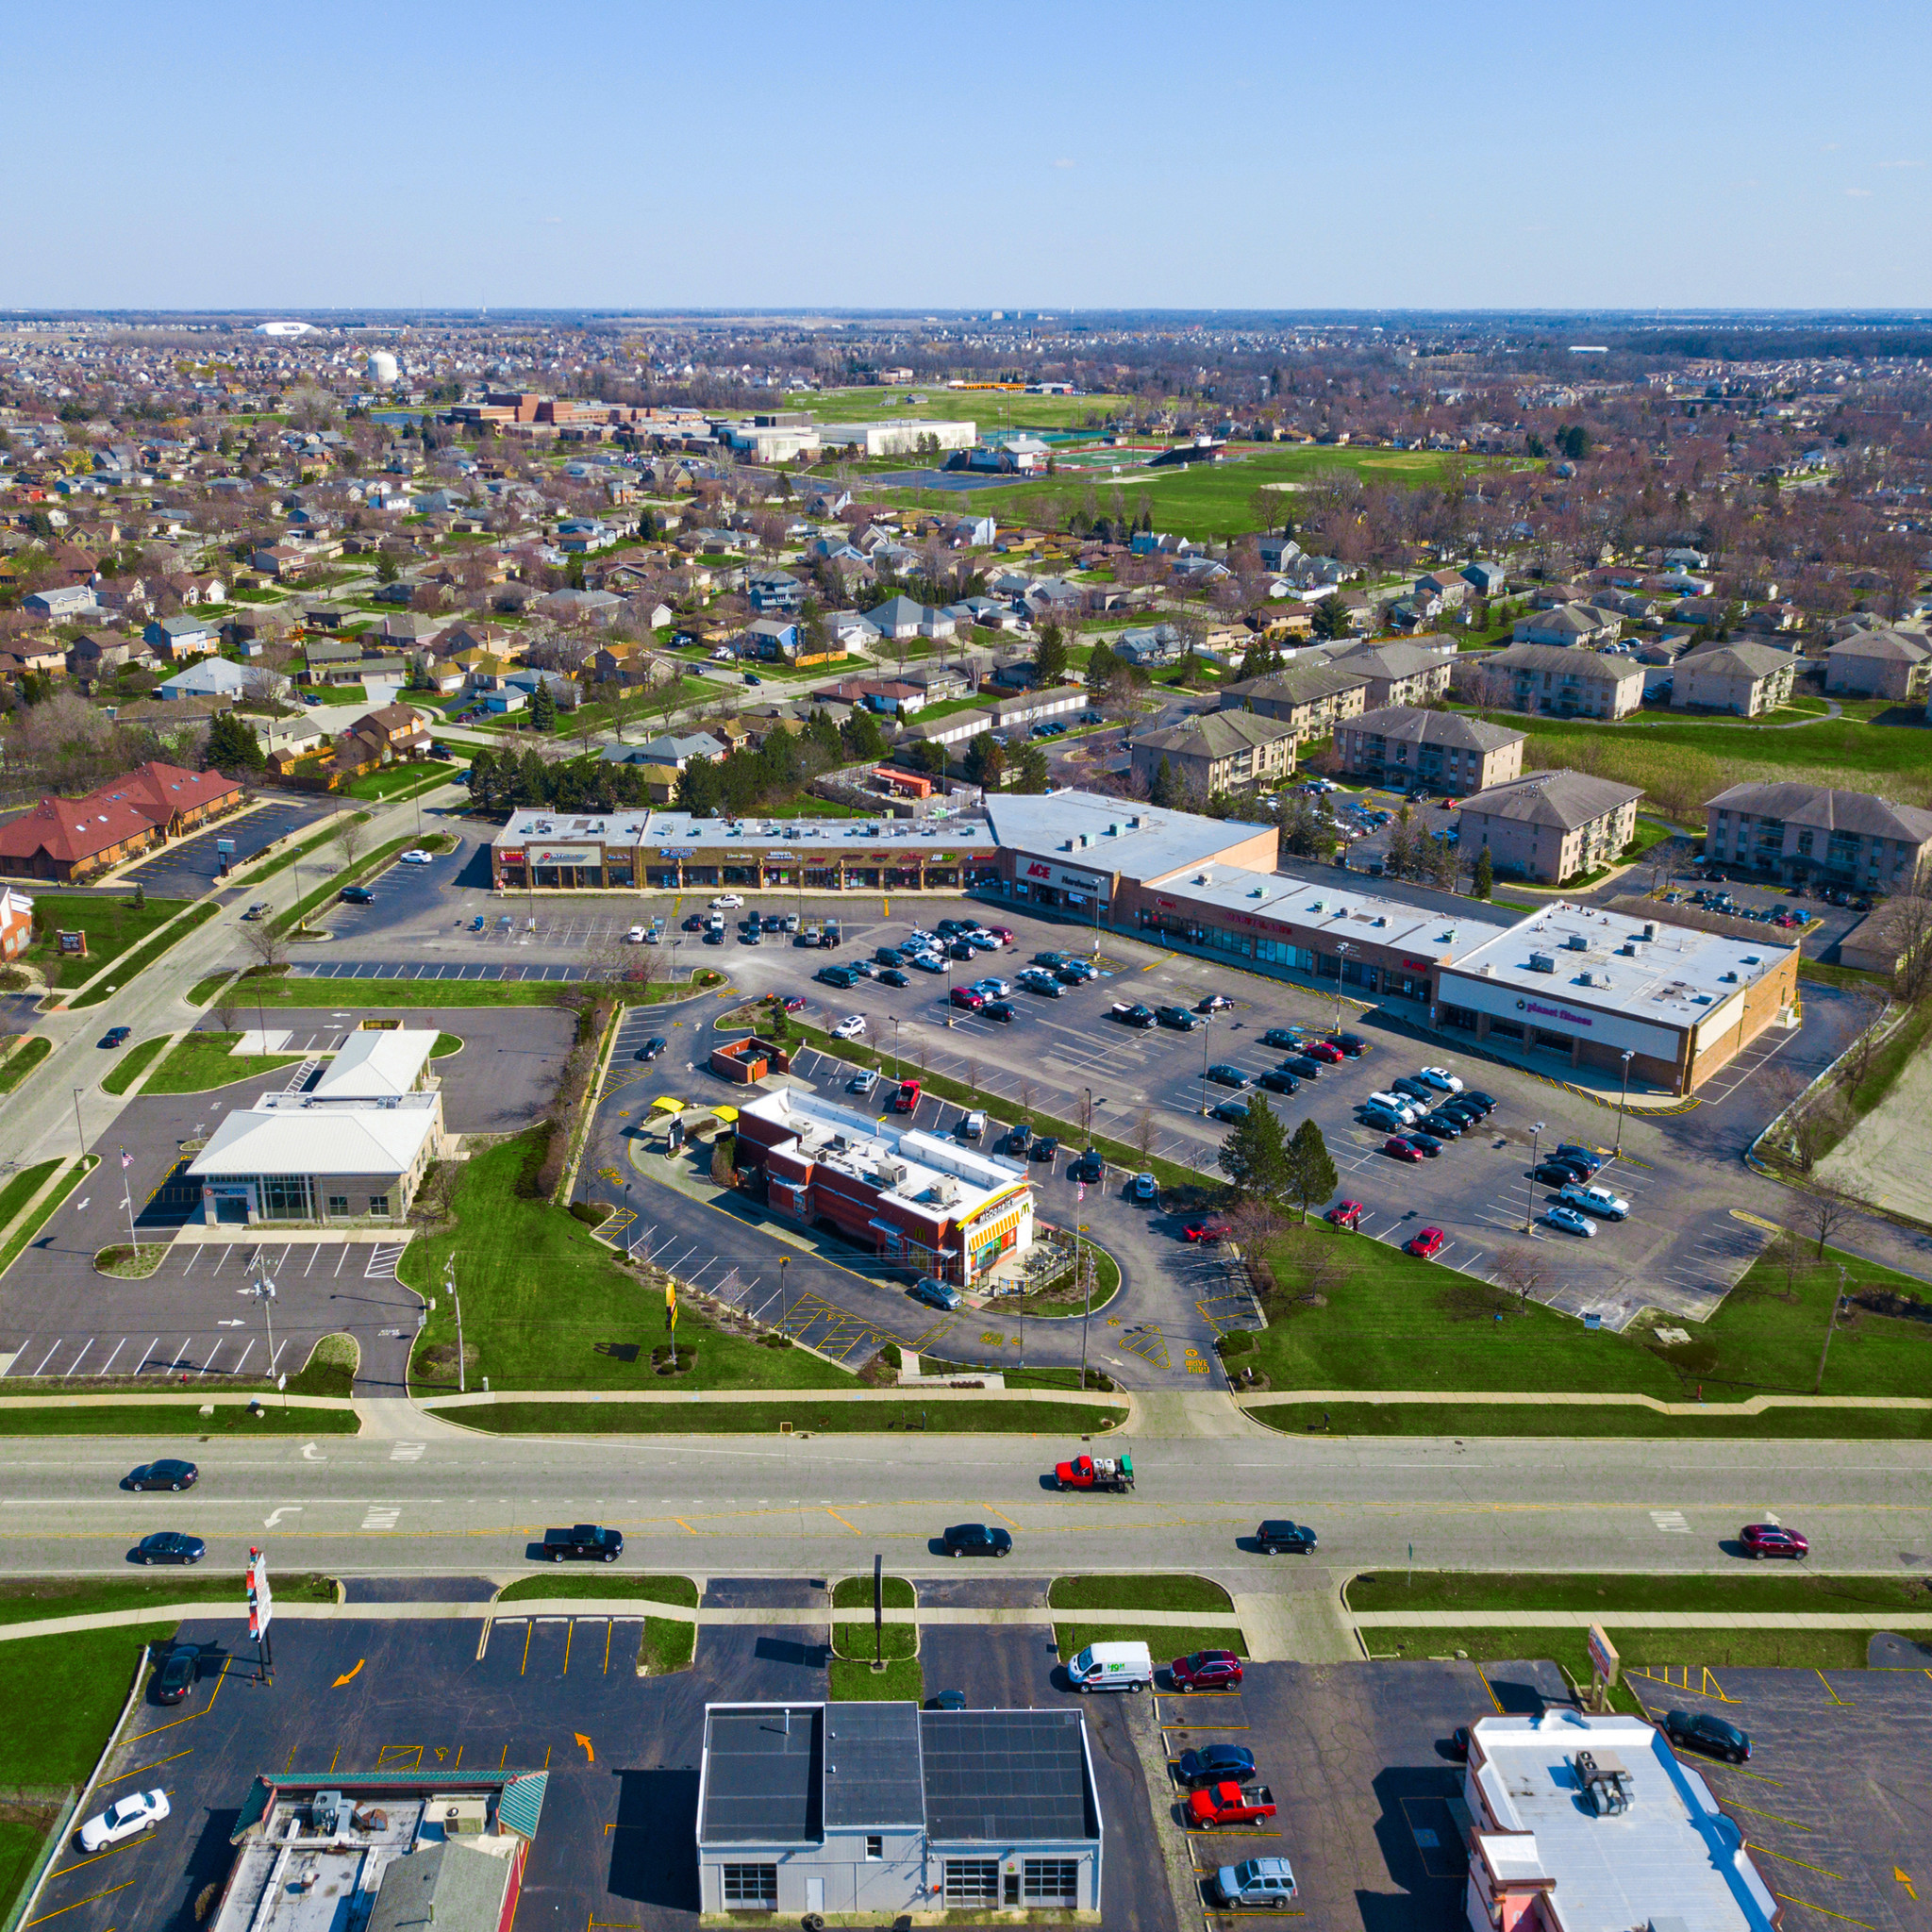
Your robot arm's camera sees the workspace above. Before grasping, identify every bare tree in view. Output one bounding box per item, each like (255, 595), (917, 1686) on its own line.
(334, 814), (366, 874)
(242, 921), (289, 976)
(1491, 1244), (1547, 1314)
(1805, 1186), (1852, 1259)
(1133, 1107), (1158, 1166)
(1886, 895), (1932, 1008)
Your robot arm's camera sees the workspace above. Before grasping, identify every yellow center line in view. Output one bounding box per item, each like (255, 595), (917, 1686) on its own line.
(563, 1621), (574, 1675)
(824, 1507), (861, 1535)
(25, 1881), (133, 1924)
(1771, 1894), (1874, 1928)
(603, 1623), (612, 1675)
(1749, 1844), (1845, 1881)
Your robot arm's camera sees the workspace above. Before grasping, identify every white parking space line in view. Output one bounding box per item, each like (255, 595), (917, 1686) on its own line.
(231, 1339), (255, 1375)
(212, 1247), (233, 1274)
(64, 1340), (92, 1376)
(29, 1339), (61, 1376)
(303, 1246), (319, 1274)
(98, 1338), (125, 1375)
(180, 1248), (201, 1276)
(168, 1336), (192, 1372)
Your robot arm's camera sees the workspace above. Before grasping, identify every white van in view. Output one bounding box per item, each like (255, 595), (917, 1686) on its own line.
(1066, 1640), (1152, 1693)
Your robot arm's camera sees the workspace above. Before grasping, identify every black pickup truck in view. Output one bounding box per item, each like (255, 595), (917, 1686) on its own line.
(541, 1524), (624, 1563)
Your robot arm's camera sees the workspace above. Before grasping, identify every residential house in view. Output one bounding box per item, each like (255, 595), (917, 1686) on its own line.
(1128, 710), (1298, 800)
(1824, 628), (1932, 703)
(590, 641), (673, 689)
(1328, 640), (1456, 709)
(747, 569), (806, 616)
(1218, 662), (1369, 741)
(594, 751), (681, 800)
(66, 633), (151, 684)
(1415, 568), (1472, 608)
(506, 668), (579, 711)
(1112, 623), (1184, 666)
(158, 658), (249, 703)
(303, 637), (367, 684)
(1457, 769), (1642, 885)
(249, 543), (309, 578)
(1460, 561), (1507, 596)
(24, 583), (98, 622)
(1704, 783), (1932, 892)
(1671, 641), (1798, 716)
(631, 732), (726, 770)
(380, 611), (452, 651)
(870, 594), (955, 641)
(143, 613), (218, 661)
(1334, 706), (1526, 796)
(1510, 601), (1621, 649)
(1473, 643), (1644, 720)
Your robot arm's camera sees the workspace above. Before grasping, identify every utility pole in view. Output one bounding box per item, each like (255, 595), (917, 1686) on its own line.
(1333, 942), (1352, 1032)
(1814, 1263), (1846, 1395)
(71, 1088), (87, 1162)
(1612, 1050), (1635, 1159)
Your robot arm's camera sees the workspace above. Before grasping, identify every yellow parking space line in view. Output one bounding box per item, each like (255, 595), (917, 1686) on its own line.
(563, 1621), (574, 1674)
(46, 1834), (153, 1879)
(1750, 1844), (1845, 1881)
(1726, 1799), (1813, 1831)
(103, 1746), (193, 1786)
(1771, 1895), (1873, 1929)
(519, 1623), (533, 1676)
(1474, 1667), (1504, 1716)
(25, 1880), (133, 1924)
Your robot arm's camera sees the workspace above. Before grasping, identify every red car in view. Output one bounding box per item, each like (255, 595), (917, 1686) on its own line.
(1325, 1200), (1364, 1230)
(949, 986), (985, 1011)
(1740, 1523), (1808, 1559)
(780, 994), (808, 1013)
(1383, 1136), (1424, 1163)
(1171, 1649), (1242, 1690)
(1304, 1040), (1345, 1063)
(1184, 1218), (1233, 1244)
(1405, 1227), (1446, 1258)
(986, 925), (1015, 943)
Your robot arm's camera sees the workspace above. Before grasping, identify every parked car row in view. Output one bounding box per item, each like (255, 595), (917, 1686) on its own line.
(1358, 1069), (1497, 1163)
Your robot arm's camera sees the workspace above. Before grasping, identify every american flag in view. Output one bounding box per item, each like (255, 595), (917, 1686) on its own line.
(119, 1147), (131, 1171)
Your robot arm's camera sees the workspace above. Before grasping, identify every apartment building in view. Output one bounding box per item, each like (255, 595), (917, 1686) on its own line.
(1474, 643), (1644, 720)
(1129, 711), (1298, 799)
(1334, 706), (1525, 796)
(1670, 641), (1798, 716)
(1703, 782), (1932, 891)
(1457, 769), (1642, 884)
(1510, 600), (1621, 648)
(1824, 627), (1931, 702)
(1217, 661), (1369, 741)
(1328, 639), (1456, 708)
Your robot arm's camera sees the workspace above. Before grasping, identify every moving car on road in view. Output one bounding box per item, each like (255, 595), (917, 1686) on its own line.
(1055, 1451), (1133, 1491)
(133, 1531), (205, 1566)
(941, 1523), (1011, 1558)
(1255, 1519), (1318, 1554)
(541, 1524), (624, 1563)
(124, 1460), (197, 1491)
(1664, 1709), (1751, 1763)
(1740, 1523), (1808, 1559)
(636, 1037), (667, 1061)
(102, 1026), (131, 1048)
(77, 1789), (169, 1853)
(242, 902), (271, 920)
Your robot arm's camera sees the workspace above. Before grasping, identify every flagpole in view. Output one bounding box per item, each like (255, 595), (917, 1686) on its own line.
(120, 1149), (137, 1253)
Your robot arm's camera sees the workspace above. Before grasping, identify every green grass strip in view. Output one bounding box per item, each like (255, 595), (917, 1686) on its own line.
(0, 1158), (94, 1278)
(1054, 1623), (1246, 1662)
(0, 1403), (358, 1435)
(0, 1572), (336, 1627)
(0, 1161), (61, 1238)
(1246, 1400), (1932, 1441)
(273, 835), (418, 934)
(0, 1624), (176, 1786)
(833, 1621), (917, 1660)
(1346, 1569), (1932, 1616)
(99, 1035), (170, 1095)
(456, 1398), (1126, 1435)
(1371, 1623), (1876, 1674)
(68, 903), (220, 1009)
(1048, 1574), (1232, 1613)
(0, 1037), (51, 1095)
(832, 1574), (914, 1610)
(139, 1032), (305, 1095)
(829, 1656), (922, 1701)
(223, 973), (719, 1010)
(495, 1574), (697, 1607)
(239, 811), (373, 889)
(640, 1617), (695, 1674)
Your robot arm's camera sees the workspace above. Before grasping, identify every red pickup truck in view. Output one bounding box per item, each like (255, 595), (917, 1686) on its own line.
(1187, 1781), (1277, 1829)
(1054, 1452), (1134, 1492)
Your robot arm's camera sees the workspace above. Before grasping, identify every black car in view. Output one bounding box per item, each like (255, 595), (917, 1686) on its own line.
(636, 1036), (667, 1061)
(102, 1026), (132, 1048)
(876, 947), (905, 966)
(982, 999), (1015, 1023)
(1206, 1064), (1248, 1089)
(926, 1689), (968, 1710)
(1030, 1136), (1059, 1162)
(1068, 1150), (1104, 1184)
(1420, 1111), (1464, 1140)
(1176, 1744), (1257, 1789)
(339, 885), (374, 905)
(1210, 1098), (1251, 1124)
(1281, 1054), (1324, 1079)
(1664, 1709), (1750, 1763)
(948, 941), (976, 960)
(1437, 1101), (1485, 1126)
(738, 928), (761, 945)
(1459, 1090), (1498, 1114)
(541, 1524), (624, 1563)
(878, 968), (910, 988)
(1402, 1133), (1443, 1158)
(1534, 1160), (1588, 1187)
(1256, 1519), (1318, 1554)
(941, 1523), (1011, 1558)
(1391, 1076), (1435, 1103)
(1156, 1005), (1202, 1030)
(153, 1642), (200, 1704)
(125, 1460), (198, 1492)
(133, 1531), (205, 1566)
(936, 919), (974, 936)
(1327, 1032), (1368, 1057)
(683, 914), (706, 931)
(1555, 1142), (1604, 1175)
(1257, 1069), (1300, 1094)
(1261, 1027), (1301, 1050)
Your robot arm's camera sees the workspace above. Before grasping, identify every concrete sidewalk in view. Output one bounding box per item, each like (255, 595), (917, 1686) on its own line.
(1352, 1608), (1932, 1629)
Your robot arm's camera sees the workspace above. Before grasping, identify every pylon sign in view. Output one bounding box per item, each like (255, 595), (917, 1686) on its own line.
(248, 1546), (274, 1640)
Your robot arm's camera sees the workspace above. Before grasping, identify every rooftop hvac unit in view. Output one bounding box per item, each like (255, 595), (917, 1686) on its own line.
(1642, 922), (1657, 939)
(311, 1791), (345, 1836)
(1374, 916), (1387, 927)
(1529, 953), (1556, 974)
(1566, 932), (1589, 950)
(1480, 963), (1496, 977)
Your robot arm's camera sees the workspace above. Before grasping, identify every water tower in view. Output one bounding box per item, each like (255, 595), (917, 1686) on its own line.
(367, 350), (400, 387)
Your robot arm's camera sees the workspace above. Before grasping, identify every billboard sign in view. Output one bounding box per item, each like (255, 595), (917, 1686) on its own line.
(1587, 1623), (1618, 1688)
(248, 1547), (274, 1640)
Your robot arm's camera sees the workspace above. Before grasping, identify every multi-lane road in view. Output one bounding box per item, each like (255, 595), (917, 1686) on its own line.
(6, 1429), (1924, 1578)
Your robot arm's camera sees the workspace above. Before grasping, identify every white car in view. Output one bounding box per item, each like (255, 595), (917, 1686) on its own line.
(905, 930), (938, 947)
(709, 647), (736, 661)
(831, 1014), (867, 1041)
(1366, 1091), (1422, 1124)
(709, 893), (743, 909)
(1561, 1182), (1630, 1222)
(961, 1110), (987, 1141)
(908, 952), (947, 974)
(397, 848), (434, 865)
(972, 977), (1012, 998)
(78, 1789), (169, 1852)
(625, 925), (648, 944)
(1416, 1066), (1464, 1093)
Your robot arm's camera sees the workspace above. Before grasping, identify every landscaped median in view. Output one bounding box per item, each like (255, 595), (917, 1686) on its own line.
(1244, 1397), (1932, 1440)
(0, 1400), (358, 1434)
(1048, 1573), (1247, 1663)
(490, 1573), (696, 1674)
(424, 1393), (1127, 1435)
(110, 1030), (307, 1095)
(0, 1035), (50, 1095)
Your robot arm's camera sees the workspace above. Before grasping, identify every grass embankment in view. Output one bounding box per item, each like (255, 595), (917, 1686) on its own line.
(0, 1160), (63, 1236)
(341, 761), (462, 801)
(1346, 1571), (1932, 1616)
(1242, 1225), (1932, 1402)
(404, 1129), (856, 1396)
(0, 1405), (358, 1435)
(0, 1625), (169, 1783)
(0, 1036), (50, 1094)
(287, 1333), (359, 1398)
(1381, 1624), (1875, 1674)
(69, 903), (220, 1009)
(833, 1575), (915, 1610)
(1251, 1401), (1932, 1439)
(0, 1573), (336, 1627)
(1048, 1575), (1232, 1613)
(25, 895), (191, 989)
(100, 1034), (169, 1094)
(1055, 1624), (1247, 1662)
(458, 1398), (1124, 1435)
(0, 1158), (94, 1277)
(136, 1031), (305, 1094)
(218, 972), (721, 1010)
(495, 1574), (698, 1607)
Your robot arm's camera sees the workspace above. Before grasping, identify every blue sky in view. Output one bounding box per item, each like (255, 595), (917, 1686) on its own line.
(6, 0), (1929, 310)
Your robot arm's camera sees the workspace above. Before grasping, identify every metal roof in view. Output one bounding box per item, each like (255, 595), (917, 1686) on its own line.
(701, 1706), (823, 1845)
(918, 1708), (1097, 1845)
(824, 1702), (924, 1829)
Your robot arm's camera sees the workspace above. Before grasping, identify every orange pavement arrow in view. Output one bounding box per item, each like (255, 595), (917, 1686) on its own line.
(331, 1660), (364, 1689)
(575, 1733), (594, 1764)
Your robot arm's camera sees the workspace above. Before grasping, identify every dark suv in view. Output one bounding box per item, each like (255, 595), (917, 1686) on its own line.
(1664, 1709), (1750, 1763)
(1255, 1519), (1318, 1554)
(153, 1643), (200, 1705)
(941, 1523), (1011, 1558)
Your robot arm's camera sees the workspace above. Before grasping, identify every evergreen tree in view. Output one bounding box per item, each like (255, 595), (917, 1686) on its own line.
(205, 710), (263, 771)
(1032, 622), (1069, 689)
(1311, 596), (1351, 641)
(1086, 637), (1120, 688)
(840, 706), (886, 760)
(1472, 844), (1493, 900)
(1014, 743), (1050, 793)
(964, 731), (1006, 790)
(1148, 754), (1179, 809)
(529, 679), (558, 732)
(1284, 1117), (1339, 1223)
(1218, 1091), (1291, 1202)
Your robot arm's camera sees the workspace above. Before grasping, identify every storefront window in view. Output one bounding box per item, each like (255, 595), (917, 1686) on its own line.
(924, 867), (959, 889)
(804, 868), (839, 891)
(885, 867), (922, 890)
(606, 863), (633, 886)
(1255, 938), (1314, 972)
(847, 868), (879, 889)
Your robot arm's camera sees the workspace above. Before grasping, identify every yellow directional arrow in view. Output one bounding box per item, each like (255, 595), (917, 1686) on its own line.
(1897, 1868), (1917, 1901)
(331, 1659), (364, 1689)
(575, 1733), (594, 1764)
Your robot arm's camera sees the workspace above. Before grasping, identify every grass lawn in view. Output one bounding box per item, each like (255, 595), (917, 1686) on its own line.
(832, 1574), (914, 1610)
(0, 1158), (93, 1278)
(404, 1131), (858, 1395)
(235, 973), (721, 1010)
(0, 1404), (358, 1434)
(68, 904), (220, 1009)
(0, 1573), (335, 1628)
(1247, 1400), (1932, 1440)
(140, 1031), (305, 1094)
(828, 1657), (923, 1701)
(100, 1035), (169, 1094)
(1245, 1224), (1932, 1401)
(0, 1822), (46, 1932)
(1373, 1624), (1874, 1674)
(1054, 1624), (1246, 1662)
(784, 386), (1137, 430)
(1623, 819), (1679, 862)
(25, 895), (191, 989)
(640, 1618), (695, 1674)
(1346, 1570), (1932, 1616)
(0, 1624), (176, 1785)
(833, 1621), (917, 1661)
(341, 761), (461, 801)
(0, 1160), (61, 1236)
(495, 1574), (697, 1607)
(1047, 1574), (1231, 1613)
(0, 1036), (50, 1095)
(458, 1397), (1124, 1434)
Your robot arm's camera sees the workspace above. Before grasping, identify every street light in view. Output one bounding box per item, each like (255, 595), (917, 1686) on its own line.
(249, 1262), (278, 1403)
(1198, 1014), (1213, 1116)
(891, 1016), (902, 1082)
(1613, 1050), (1635, 1159)
(1333, 941), (1353, 1033)
(1524, 1120), (1546, 1232)
(444, 1255), (465, 1395)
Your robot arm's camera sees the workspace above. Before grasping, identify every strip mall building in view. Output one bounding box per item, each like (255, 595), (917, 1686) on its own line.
(490, 789), (1793, 1096)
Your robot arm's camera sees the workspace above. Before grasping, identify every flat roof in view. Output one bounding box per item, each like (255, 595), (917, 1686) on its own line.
(701, 1706), (822, 1845)
(919, 1708), (1098, 1845)
(740, 1088), (1028, 1232)
(1440, 901), (1794, 1029)
(824, 1702), (924, 1829)
(1469, 1714), (1775, 1931)
(984, 791), (1272, 883)
(491, 807), (995, 853)
(1144, 867), (1473, 957)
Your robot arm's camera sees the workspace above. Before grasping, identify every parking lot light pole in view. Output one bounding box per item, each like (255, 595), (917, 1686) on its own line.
(891, 1017), (901, 1082)
(1815, 1263), (1847, 1394)
(1199, 1016), (1212, 1117)
(1613, 1050), (1635, 1158)
(71, 1088), (86, 1162)
(1333, 941), (1353, 1033)
(1525, 1121), (1546, 1232)
(445, 1256), (464, 1395)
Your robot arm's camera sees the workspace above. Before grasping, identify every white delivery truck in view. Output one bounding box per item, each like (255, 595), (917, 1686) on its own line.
(1066, 1640), (1153, 1693)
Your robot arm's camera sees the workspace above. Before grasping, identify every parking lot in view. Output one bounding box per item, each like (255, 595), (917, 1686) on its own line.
(117, 795), (336, 900)
(30, 1610), (1173, 1932)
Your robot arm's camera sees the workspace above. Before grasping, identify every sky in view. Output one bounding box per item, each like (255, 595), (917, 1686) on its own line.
(4, 0), (1929, 312)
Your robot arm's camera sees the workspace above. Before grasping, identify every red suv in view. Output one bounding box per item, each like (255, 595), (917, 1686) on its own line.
(893, 1079), (921, 1113)
(949, 986), (985, 1011)
(1325, 1200), (1364, 1230)
(1740, 1523), (1808, 1559)
(1405, 1227), (1446, 1258)
(1171, 1649), (1243, 1691)
(1383, 1136), (1424, 1163)
(1305, 1041), (1345, 1063)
